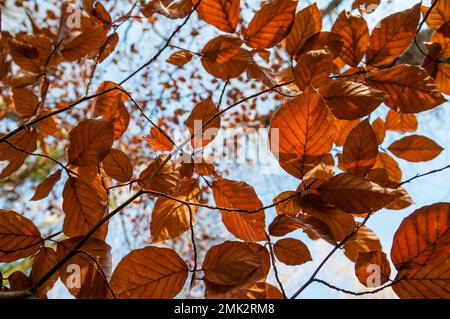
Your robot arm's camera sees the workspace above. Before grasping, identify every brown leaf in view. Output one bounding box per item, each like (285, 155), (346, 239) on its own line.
(31, 169), (62, 201)
(272, 191), (301, 216)
(102, 149), (133, 183)
(299, 194), (356, 243)
(243, 0), (298, 49)
(293, 49), (333, 91)
(331, 11), (368, 67)
(0, 128), (37, 179)
(273, 238), (312, 266)
(422, 2), (450, 30)
(151, 178), (200, 242)
(355, 250), (391, 287)
(388, 135), (443, 162)
(166, 50), (194, 67)
(12, 87), (39, 117)
(61, 25), (108, 61)
(373, 152), (402, 187)
(372, 117), (386, 145)
(368, 64), (446, 113)
(317, 173), (401, 214)
(91, 81), (128, 118)
(57, 236), (112, 298)
(385, 109), (418, 133)
(138, 155), (182, 194)
(344, 224), (382, 262)
(269, 87), (335, 179)
(391, 203), (450, 298)
(285, 3), (322, 56)
(333, 119), (360, 146)
(110, 246), (188, 298)
(62, 177), (107, 240)
(8, 34), (55, 73)
(203, 241), (268, 287)
(212, 179), (266, 242)
(201, 37), (249, 80)
(67, 119), (114, 167)
(268, 215), (319, 239)
(342, 119), (379, 176)
(366, 4), (420, 66)
(0, 210), (42, 263)
(319, 79), (387, 120)
(145, 127), (174, 152)
(185, 97), (221, 148)
(30, 247), (59, 298)
(193, 0), (240, 33)
(98, 32), (119, 63)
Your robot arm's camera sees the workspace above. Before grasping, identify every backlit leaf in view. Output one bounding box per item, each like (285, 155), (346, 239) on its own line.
(388, 135), (443, 162)
(110, 246), (188, 298)
(212, 179), (266, 242)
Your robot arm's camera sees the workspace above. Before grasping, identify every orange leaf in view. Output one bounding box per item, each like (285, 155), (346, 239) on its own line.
(273, 238), (312, 266)
(269, 87), (335, 179)
(138, 155), (182, 194)
(98, 32), (119, 63)
(285, 3), (322, 56)
(317, 173), (401, 214)
(386, 109), (419, 133)
(0, 210), (42, 263)
(272, 191), (301, 216)
(91, 81), (128, 118)
(268, 215), (319, 239)
(212, 179), (266, 242)
(344, 224), (382, 262)
(30, 169), (62, 201)
(202, 241), (269, 287)
(343, 119), (379, 176)
(62, 177), (107, 239)
(102, 148), (133, 183)
(57, 236), (112, 298)
(423, 29), (450, 95)
(185, 97), (221, 148)
(0, 128), (37, 179)
(293, 49), (333, 91)
(61, 25), (108, 61)
(151, 178), (200, 242)
(373, 152), (402, 187)
(67, 119), (114, 167)
(422, 3), (450, 30)
(391, 203), (450, 298)
(243, 0), (298, 49)
(30, 247), (59, 298)
(368, 65), (446, 113)
(12, 87), (39, 117)
(331, 11), (369, 67)
(388, 135), (443, 162)
(193, 0), (240, 33)
(299, 194), (356, 243)
(319, 79), (386, 120)
(366, 4), (420, 66)
(201, 35), (248, 80)
(333, 119), (360, 146)
(110, 246), (188, 298)
(372, 117), (385, 144)
(355, 250), (391, 287)
(145, 127), (174, 152)
(166, 50), (193, 67)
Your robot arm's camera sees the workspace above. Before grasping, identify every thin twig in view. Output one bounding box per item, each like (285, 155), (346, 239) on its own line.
(266, 233), (287, 299)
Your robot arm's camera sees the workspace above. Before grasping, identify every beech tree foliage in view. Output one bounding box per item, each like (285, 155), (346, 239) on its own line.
(0, 0), (449, 299)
